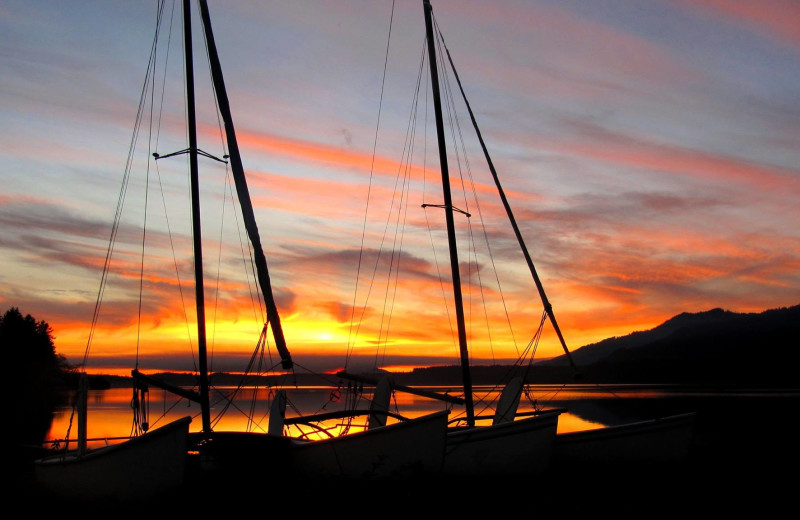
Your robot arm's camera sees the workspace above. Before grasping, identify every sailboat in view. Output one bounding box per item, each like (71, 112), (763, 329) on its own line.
(413, 0), (696, 473)
(550, 411), (697, 470)
(36, 0), (449, 495)
(418, 0), (564, 477)
(338, 0), (565, 478)
(33, 374), (191, 502)
(343, 0), (696, 477)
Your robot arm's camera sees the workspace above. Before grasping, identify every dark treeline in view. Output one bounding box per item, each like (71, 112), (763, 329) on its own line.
(3, 307), (73, 465)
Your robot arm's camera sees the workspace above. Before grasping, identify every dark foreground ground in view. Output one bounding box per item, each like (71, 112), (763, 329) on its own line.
(13, 393), (798, 516)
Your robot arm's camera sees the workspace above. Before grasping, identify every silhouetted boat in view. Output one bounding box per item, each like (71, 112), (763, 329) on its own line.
(36, 0), (448, 492)
(551, 411), (696, 469)
(34, 404), (190, 502)
(34, 368), (190, 501)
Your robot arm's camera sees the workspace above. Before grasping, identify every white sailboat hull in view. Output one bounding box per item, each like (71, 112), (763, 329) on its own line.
(34, 416), (191, 501)
(551, 412), (697, 468)
(443, 409), (561, 476)
(289, 410), (449, 478)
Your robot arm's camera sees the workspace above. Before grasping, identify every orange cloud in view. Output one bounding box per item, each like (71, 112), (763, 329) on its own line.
(236, 130), (425, 179)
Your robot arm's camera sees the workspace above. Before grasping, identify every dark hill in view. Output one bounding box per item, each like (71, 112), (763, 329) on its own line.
(530, 304), (800, 386)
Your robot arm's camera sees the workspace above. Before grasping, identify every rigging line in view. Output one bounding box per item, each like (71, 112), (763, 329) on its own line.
(247, 328), (281, 431)
(153, 0), (175, 152)
(521, 310), (548, 370)
(430, 20), (483, 376)
(135, 66), (155, 369)
(135, 0), (163, 370)
(210, 324), (267, 426)
(372, 57), (423, 369)
(227, 177), (265, 326)
(254, 387), (277, 429)
(437, 24), (576, 372)
(251, 339), (271, 431)
(203, 20), (266, 363)
(419, 37), (459, 355)
(434, 17), (520, 358)
(209, 334), (283, 430)
(375, 134), (415, 369)
(349, 36), (427, 367)
(346, 0), (397, 366)
(292, 362), (341, 387)
(201, 3), (235, 373)
(153, 1), (197, 371)
(491, 309), (546, 397)
(432, 16), (486, 360)
(207, 165), (228, 372)
(209, 172), (225, 371)
(247, 330), (268, 431)
(382, 104), (420, 367)
(83, 1), (168, 369)
(211, 388), (270, 434)
(434, 23), (478, 334)
(433, 15), (470, 217)
(179, 0), (196, 371)
(206, 49), (267, 350)
(143, 395), (186, 431)
(467, 220), (498, 364)
(419, 41), (459, 353)
(214, 161), (269, 376)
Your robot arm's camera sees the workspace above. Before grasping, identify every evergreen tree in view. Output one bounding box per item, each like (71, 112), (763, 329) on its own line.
(1, 307), (66, 454)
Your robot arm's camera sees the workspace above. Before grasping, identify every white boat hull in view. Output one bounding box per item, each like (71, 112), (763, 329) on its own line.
(443, 409), (561, 476)
(552, 412), (697, 467)
(289, 410), (449, 478)
(34, 416), (191, 501)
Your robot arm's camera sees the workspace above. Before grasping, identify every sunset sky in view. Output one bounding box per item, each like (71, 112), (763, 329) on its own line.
(1, 0), (798, 377)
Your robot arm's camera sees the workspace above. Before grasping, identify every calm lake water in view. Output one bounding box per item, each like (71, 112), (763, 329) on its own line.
(43, 383), (799, 449)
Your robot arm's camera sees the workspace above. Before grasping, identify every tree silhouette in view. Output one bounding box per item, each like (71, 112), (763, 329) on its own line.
(2, 307), (68, 461)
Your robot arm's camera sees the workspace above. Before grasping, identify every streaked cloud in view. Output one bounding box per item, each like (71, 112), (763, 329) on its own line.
(1, 0), (797, 373)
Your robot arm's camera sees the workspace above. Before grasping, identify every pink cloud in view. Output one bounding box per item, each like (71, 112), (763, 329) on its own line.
(442, 1), (697, 99)
(546, 121), (798, 191)
(679, 0), (800, 47)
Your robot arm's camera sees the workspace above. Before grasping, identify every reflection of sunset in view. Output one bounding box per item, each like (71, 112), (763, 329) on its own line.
(43, 386), (657, 445)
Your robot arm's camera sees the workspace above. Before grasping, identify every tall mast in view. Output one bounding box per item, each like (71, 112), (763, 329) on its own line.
(183, 0), (212, 435)
(423, 0), (474, 426)
(197, 0), (293, 369)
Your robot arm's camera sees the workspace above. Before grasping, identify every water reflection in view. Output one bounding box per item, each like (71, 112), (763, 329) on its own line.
(45, 383), (746, 445)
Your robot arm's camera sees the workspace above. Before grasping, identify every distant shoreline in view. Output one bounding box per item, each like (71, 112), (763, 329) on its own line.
(69, 371), (800, 395)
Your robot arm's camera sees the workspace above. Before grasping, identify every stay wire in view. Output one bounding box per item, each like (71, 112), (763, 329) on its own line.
(346, 0), (397, 367)
(434, 17), (521, 357)
(83, 0), (168, 370)
(437, 20), (535, 358)
(375, 132), (415, 369)
(350, 36), (426, 370)
(419, 37), (458, 357)
(135, 0), (165, 370)
(154, 0), (198, 374)
(371, 46), (425, 370)
(436, 45), (501, 363)
(59, 2), (168, 450)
